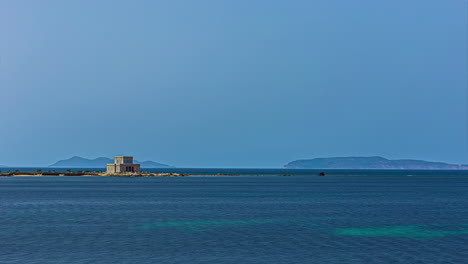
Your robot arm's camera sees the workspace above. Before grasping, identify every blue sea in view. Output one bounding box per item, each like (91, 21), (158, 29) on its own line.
(1, 170), (468, 263)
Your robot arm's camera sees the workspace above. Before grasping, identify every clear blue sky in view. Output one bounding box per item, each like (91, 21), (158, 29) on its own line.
(0, 0), (466, 167)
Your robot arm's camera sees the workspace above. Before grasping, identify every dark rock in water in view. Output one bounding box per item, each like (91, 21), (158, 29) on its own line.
(319, 172), (326, 176)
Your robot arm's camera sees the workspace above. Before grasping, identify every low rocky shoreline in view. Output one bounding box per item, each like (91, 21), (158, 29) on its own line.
(0, 171), (190, 177)
(0, 171), (306, 177)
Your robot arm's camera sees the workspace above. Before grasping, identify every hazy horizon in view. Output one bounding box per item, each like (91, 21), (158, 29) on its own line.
(1, 0), (467, 167)
(2, 155), (468, 169)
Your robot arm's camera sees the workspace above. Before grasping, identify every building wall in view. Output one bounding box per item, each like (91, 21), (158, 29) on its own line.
(114, 156), (133, 164)
(107, 164), (140, 173)
(106, 164), (116, 173)
(119, 164), (140, 173)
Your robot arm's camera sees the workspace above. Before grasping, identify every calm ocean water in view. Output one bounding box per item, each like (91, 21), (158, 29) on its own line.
(1, 172), (468, 263)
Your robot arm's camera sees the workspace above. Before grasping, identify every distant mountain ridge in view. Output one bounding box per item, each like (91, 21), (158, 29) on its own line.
(285, 156), (468, 170)
(49, 156), (173, 168)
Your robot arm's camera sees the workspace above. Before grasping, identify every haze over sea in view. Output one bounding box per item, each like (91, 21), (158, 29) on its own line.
(1, 171), (467, 264)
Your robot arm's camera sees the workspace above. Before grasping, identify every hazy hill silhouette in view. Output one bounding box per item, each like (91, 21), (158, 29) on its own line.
(49, 156), (172, 168)
(285, 156), (467, 170)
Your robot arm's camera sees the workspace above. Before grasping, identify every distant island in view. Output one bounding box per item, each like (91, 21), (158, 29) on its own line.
(49, 156), (173, 168)
(284, 156), (468, 170)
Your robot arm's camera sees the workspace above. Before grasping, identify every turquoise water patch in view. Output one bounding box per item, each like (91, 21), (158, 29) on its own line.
(335, 225), (468, 239)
